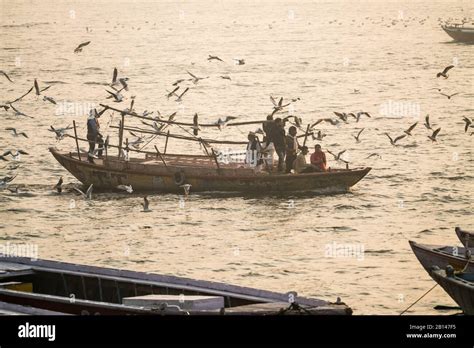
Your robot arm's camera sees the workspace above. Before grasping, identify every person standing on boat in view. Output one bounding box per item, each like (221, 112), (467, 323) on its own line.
(310, 144), (327, 172)
(86, 110), (104, 162)
(285, 126), (300, 173)
(272, 118), (286, 172)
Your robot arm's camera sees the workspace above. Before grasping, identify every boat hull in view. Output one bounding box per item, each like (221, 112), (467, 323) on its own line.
(409, 241), (474, 276)
(431, 269), (474, 315)
(455, 227), (474, 248)
(50, 148), (371, 193)
(442, 26), (474, 43)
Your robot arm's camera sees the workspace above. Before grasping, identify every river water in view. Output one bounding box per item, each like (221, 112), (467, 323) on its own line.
(0, 0), (473, 314)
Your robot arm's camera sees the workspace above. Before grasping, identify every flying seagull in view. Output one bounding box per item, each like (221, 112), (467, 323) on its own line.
(74, 41), (91, 53)
(365, 153), (382, 159)
(312, 130), (327, 141)
(436, 65), (454, 78)
(186, 71), (208, 84)
(356, 111), (371, 122)
(73, 184), (93, 200)
(208, 55), (224, 62)
(54, 177), (63, 193)
(175, 87), (189, 102)
(105, 89), (124, 102)
(117, 184), (133, 193)
(428, 127), (441, 142)
(352, 128), (365, 142)
(43, 96), (57, 104)
(142, 196), (151, 212)
(462, 117), (473, 132)
(180, 184), (192, 196)
(233, 58), (245, 65)
(403, 122), (418, 136)
(8, 86), (33, 104)
(385, 133), (406, 146)
(270, 96), (290, 116)
(327, 149), (348, 163)
(215, 116), (237, 130)
(5, 127), (28, 138)
(192, 113), (200, 136)
(424, 115), (432, 130)
(2, 150), (28, 161)
(220, 75), (231, 80)
(439, 92), (459, 100)
(166, 86), (180, 99)
(9, 104), (33, 118)
(49, 125), (73, 140)
(0, 175), (16, 189)
(0, 70), (13, 83)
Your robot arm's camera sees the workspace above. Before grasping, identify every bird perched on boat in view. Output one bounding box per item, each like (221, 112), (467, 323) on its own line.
(0, 175), (16, 189)
(49, 125), (73, 140)
(403, 122), (418, 136)
(74, 41), (91, 53)
(5, 128), (28, 138)
(312, 130), (327, 141)
(142, 196), (151, 212)
(220, 75), (231, 80)
(439, 92), (459, 100)
(166, 86), (180, 99)
(117, 184), (133, 193)
(233, 58), (245, 65)
(43, 96), (57, 105)
(54, 177), (63, 193)
(352, 128), (365, 143)
(192, 113), (200, 136)
(73, 184), (93, 200)
(208, 55), (224, 62)
(428, 127), (441, 142)
(186, 71), (208, 84)
(355, 111), (371, 122)
(327, 149), (348, 163)
(424, 115), (433, 130)
(436, 65), (454, 78)
(9, 104), (33, 118)
(462, 117), (473, 132)
(270, 96), (290, 116)
(385, 133), (406, 146)
(0, 70), (13, 83)
(215, 116), (237, 130)
(175, 87), (189, 102)
(180, 184), (192, 196)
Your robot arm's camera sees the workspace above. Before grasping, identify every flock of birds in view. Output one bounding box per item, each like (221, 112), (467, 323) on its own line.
(1, 13), (473, 212)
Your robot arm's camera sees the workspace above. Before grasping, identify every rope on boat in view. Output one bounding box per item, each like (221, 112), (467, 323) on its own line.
(278, 302), (313, 315)
(399, 283), (438, 315)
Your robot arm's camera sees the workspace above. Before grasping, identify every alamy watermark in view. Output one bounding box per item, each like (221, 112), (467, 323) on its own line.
(55, 101), (96, 116)
(0, 242), (38, 260)
(324, 242), (365, 261)
(379, 100), (420, 119)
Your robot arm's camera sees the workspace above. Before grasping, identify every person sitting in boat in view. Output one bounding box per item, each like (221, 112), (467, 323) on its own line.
(310, 144), (327, 172)
(285, 126), (301, 173)
(293, 146), (318, 174)
(245, 132), (262, 166)
(86, 110), (104, 162)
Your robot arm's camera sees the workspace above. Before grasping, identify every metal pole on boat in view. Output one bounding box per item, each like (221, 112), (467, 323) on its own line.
(154, 145), (168, 168)
(118, 114), (125, 158)
(163, 130), (170, 154)
(73, 120), (81, 161)
(211, 149), (221, 174)
(302, 124), (311, 148)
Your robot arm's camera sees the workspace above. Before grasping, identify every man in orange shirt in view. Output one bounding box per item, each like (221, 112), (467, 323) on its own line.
(310, 144), (327, 171)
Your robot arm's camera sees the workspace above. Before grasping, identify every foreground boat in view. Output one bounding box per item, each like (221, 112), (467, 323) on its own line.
(409, 240), (474, 275)
(431, 266), (474, 315)
(50, 147), (371, 194)
(455, 227), (474, 248)
(442, 24), (474, 43)
(0, 255), (351, 315)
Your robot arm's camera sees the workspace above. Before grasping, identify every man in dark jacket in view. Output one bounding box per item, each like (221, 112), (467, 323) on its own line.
(272, 118), (286, 172)
(87, 110), (104, 162)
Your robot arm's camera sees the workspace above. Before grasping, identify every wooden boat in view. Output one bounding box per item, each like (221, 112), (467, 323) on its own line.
(442, 24), (474, 43)
(409, 240), (474, 275)
(431, 266), (474, 315)
(455, 227), (474, 248)
(0, 255), (351, 315)
(49, 147), (371, 194)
